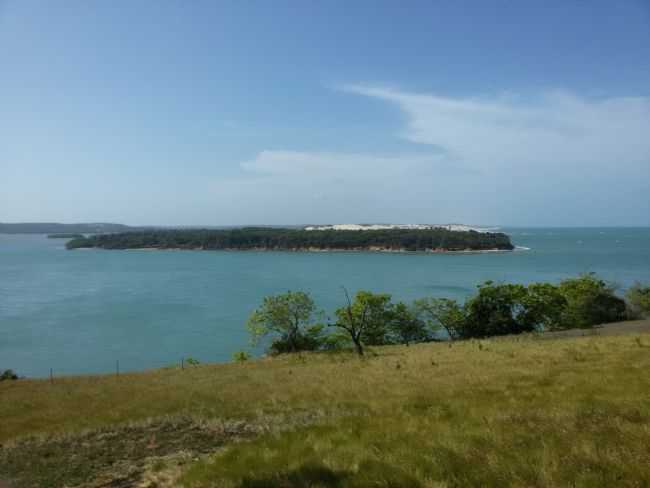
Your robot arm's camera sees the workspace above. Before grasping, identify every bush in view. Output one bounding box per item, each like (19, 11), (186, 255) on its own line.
(331, 290), (394, 355)
(388, 302), (429, 346)
(626, 283), (650, 318)
(232, 350), (251, 362)
(246, 291), (325, 353)
(462, 282), (534, 338)
(0, 369), (18, 381)
(413, 297), (466, 340)
(559, 274), (626, 328)
(268, 324), (326, 355)
(520, 283), (567, 331)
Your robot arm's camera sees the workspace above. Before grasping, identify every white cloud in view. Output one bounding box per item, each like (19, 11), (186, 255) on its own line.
(339, 84), (650, 171)
(209, 86), (650, 226)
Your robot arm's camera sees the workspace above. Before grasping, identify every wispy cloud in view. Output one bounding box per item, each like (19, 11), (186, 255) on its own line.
(339, 84), (650, 171)
(210, 86), (650, 226)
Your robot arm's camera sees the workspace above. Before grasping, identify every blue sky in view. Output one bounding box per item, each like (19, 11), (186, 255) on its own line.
(1, 1), (649, 226)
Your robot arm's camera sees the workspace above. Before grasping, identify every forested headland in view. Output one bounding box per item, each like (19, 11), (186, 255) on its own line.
(65, 227), (514, 252)
(0, 222), (134, 234)
(47, 233), (84, 239)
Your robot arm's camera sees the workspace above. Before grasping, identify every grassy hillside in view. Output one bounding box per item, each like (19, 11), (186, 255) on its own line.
(1, 327), (650, 487)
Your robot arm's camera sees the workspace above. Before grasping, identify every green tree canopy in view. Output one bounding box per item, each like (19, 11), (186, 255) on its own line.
(463, 282), (533, 338)
(626, 282), (650, 318)
(559, 274), (626, 328)
(246, 291), (323, 353)
(331, 290), (393, 355)
(412, 297), (466, 340)
(518, 283), (567, 331)
(388, 302), (429, 346)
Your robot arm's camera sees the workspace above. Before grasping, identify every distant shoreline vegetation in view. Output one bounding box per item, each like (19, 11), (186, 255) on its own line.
(65, 227), (515, 252)
(47, 233), (84, 239)
(0, 222), (134, 234)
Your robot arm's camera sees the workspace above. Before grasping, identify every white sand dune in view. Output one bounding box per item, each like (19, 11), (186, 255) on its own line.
(304, 223), (498, 233)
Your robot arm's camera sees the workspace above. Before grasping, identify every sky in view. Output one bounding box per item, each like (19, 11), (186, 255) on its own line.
(1, 1), (649, 227)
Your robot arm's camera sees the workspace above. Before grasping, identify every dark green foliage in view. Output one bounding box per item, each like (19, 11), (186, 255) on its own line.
(268, 325), (326, 354)
(331, 290), (394, 355)
(388, 303), (429, 346)
(462, 282), (534, 338)
(232, 350), (251, 362)
(244, 274), (631, 354)
(626, 282), (650, 318)
(413, 297), (465, 340)
(518, 283), (567, 331)
(457, 276), (626, 338)
(559, 274), (626, 328)
(0, 222), (133, 234)
(246, 291), (324, 354)
(66, 227), (514, 252)
(47, 233), (84, 239)
(1, 369), (18, 381)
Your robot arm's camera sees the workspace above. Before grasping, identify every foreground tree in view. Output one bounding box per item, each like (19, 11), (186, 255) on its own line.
(626, 282), (650, 319)
(388, 302), (429, 346)
(412, 297), (466, 340)
(559, 274), (626, 328)
(519, 283), (568, 331)
(331, 289), (393, 355)
(463, 282), (532, 338)
(246, 291), (323, 353)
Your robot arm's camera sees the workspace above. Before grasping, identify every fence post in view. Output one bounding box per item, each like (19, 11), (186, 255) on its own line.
(181, 357), (184, 370)
(116, 360), (120, 377)
(50, 368), (53, 384)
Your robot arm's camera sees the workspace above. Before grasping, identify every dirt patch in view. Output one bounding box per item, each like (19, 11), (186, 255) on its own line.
(0, 416), (258, 488)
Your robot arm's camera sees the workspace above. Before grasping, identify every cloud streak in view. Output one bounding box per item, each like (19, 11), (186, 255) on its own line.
(210, 86), (650, 226)
(339, 84), (650, 170)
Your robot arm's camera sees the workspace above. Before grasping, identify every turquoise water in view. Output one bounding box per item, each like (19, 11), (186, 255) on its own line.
(2, 228), (649, 377)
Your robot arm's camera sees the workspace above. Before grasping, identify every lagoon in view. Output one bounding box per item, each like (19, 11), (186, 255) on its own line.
(1, 228), (649, 377)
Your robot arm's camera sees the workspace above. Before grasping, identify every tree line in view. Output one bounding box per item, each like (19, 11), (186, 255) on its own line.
(66, 227), (514, 252)
(245, 274), (650, 356)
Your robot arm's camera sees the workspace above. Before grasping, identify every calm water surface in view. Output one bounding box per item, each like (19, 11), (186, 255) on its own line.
(2, 228), (649, 377)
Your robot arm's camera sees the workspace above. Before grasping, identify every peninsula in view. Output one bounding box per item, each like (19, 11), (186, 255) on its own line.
(0, 222), (134, 234)
(66, 226), (514, 252)
(47, 233), (84, 239)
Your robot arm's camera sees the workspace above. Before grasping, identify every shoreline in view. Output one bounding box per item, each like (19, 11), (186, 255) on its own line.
(75, 246), (518, 254)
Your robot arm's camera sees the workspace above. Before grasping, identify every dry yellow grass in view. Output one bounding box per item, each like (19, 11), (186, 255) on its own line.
(1, 331), (650, 487)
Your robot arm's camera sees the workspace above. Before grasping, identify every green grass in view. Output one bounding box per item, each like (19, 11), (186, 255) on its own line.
(2, 333), (650, 487)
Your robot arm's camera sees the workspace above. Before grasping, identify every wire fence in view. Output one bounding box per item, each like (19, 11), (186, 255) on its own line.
(8, 354), (238, 383)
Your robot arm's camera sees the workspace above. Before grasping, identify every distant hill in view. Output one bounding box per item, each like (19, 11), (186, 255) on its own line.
(0, 223), (135, 234)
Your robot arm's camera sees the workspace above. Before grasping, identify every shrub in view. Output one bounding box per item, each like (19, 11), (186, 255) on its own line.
(520, 283), (567, 331)
(232, 350), (251, 362)
(462, 282), (533, 338)
(331, 290), (394, 355)
(412, 297), (466, 340)
(268, 324), (326, 355)
(246, 291), (325, 353)
(626, 283), (650, 319)
(0, 369), (18, 381)
(559, 274), (626, 328)
(388, 302), (429, 346)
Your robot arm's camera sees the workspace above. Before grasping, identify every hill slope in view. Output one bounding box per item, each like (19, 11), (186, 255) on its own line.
(1, 324), (649, 487)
